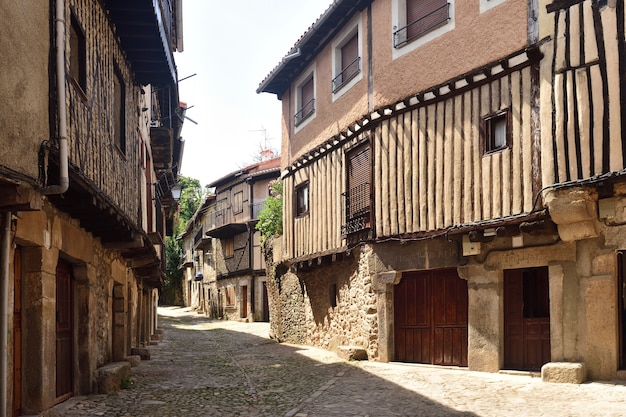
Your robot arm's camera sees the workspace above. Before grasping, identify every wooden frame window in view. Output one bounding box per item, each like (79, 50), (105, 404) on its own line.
(295, 182), (309, 217)
(295, 75), (315, 126)
(342, 142), (371, 236)
(223, 237), (234, 258)
(69, 12), (87, 93)
(224, 286), (236, 307)
(113, 66), (126, 155)
(233, 191), (243, 214)
(483, 109), (511, 154)
(332, 31), (361, 93)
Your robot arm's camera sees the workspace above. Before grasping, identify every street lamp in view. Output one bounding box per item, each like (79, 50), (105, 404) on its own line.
(171, 183), (182, 201)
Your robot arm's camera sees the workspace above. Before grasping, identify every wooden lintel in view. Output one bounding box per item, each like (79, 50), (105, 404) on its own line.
(103, 233), (143, 250)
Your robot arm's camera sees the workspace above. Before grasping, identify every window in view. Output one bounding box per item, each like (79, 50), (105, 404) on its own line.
(330, 283), (338, 308)
(479, 0), (508, 13)
(332, 31), (361, 93)
(295, 74), (315, 127)
(224, 286), (236, 307)
(223, 237), (234, 258)
(295, 182), (309, 217)
(392, 0), (454, 57)
(69, 12), (86, 93)
(483, 110), (511, 154)
(342, 142), (371, 236)
(233, 191), (243, 214)
(112, 67), (126, 154)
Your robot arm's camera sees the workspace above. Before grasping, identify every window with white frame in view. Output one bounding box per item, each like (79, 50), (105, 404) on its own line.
(392, 0), (454, 57)
(332, 20), (362, 95)
(294, 73), (315, 127)
(479, 0), (508, 13)
(482, 109), (511, 154)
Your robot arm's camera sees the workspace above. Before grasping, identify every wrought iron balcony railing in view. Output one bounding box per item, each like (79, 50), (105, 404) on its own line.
(393, 3), (450, 48)
(341, 182), (371, 236)
(332, 57), (361, 92)
(294, 98), (316, 126)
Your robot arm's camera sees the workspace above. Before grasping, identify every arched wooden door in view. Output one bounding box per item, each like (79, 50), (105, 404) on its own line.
(394, 269), (468, 366)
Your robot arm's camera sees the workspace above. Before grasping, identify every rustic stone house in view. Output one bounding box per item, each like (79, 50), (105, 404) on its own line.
(0, 0), (184, 415)
(257, 0), (626, 382)
(180, 194), (217, 315)
(202, 156), (281, 322)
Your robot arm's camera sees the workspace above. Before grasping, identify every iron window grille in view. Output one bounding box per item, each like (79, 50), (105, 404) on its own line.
(393, 2), (450, 48)
(341, 182), (371, 236)
(294, 98), (315, 127)
(332, 57), (362, 92)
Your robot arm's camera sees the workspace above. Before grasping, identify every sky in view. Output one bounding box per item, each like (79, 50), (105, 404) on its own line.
(175, 0), (332, 188)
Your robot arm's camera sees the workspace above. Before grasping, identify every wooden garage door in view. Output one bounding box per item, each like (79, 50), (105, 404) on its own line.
(394, 269), (468, 366)
(504, 267), (550, 371)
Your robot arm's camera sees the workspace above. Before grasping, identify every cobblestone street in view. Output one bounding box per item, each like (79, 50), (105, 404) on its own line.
(46, 307), (626, 417)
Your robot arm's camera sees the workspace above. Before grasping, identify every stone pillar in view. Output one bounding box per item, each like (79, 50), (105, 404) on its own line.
(548, 262), (579, 362)
(372, 270), (401, 362)
(21, 246), (57, 413)
(73, 262), (97, 395)
(459, 265), (502, 373)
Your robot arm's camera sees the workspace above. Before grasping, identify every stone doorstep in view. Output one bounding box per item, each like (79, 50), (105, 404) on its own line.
(131, 347), (151, 360)
(150, 333), (162, 341)
(336, 346), (368, 361)
(95, 361), (131, 394)
(125, 354), (141, 368)
(541, 362), (587, 384)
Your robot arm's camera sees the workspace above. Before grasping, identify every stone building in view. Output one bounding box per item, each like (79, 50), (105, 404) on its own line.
(199, 155), (281, 322)
(257, 0), (626, 382)
(0, 0), (184, 415)
(180, 194), (218, 315)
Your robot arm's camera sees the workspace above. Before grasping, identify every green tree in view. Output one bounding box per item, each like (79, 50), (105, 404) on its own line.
(161, 175), (203, 305)
(256, 179), (283, 245)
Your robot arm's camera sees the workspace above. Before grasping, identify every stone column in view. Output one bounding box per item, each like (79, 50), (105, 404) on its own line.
(372, 270), (401, 362)
(459, 265), (502, 372)
(73, 262), (97, 395)
(21, 246), (58, 413)
(547, 262), (579, 362)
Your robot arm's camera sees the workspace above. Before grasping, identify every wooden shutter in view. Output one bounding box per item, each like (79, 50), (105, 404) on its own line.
(406, 0), (447, 40)
(341, 33), (359, 73)
(302, 77), (314, 106)
(347, 143), (370, 190)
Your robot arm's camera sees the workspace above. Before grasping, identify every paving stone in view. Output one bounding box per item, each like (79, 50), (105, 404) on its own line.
(44, 306), (626, 417)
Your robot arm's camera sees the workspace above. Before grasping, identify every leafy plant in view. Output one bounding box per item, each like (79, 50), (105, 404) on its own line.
(256, 179), (283, 244)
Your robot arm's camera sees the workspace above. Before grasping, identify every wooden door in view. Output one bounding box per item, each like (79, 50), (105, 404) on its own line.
(618, 251), (626, 370)
(241, 285), (248, 319)
(504, 267), (550, 371)
(262, 282), (270, 322)
(56, 259), (73, 399)
(394, 269), (468, 366)
(13, 247), (21, 417)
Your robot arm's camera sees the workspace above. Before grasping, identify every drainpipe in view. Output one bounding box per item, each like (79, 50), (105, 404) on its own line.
(0, 212), (12, 417)
(43, 0), (69, 195)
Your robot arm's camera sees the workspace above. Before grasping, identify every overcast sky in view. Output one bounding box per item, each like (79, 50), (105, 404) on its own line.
(175, 0), (331, 188)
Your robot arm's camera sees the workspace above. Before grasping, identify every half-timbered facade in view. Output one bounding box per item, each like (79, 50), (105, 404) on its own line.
(0, 0), (184, 414)
(259, 0), (626, 382)
(203, 156), (280, 322)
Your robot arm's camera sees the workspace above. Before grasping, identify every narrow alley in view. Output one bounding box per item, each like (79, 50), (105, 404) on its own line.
(47, 307), (626, 417)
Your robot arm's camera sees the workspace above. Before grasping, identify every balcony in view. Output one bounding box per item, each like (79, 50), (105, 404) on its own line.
(393, 3), (450, 48)
(341, 182), (371, 237)
(332, 57), (361, 92)
(105, 0), (178, 86)
(294, 99), (315, 127)
(206, 202), (265, 238)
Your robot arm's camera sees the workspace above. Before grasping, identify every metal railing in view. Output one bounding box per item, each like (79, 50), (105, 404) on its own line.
(393, 3), (450, 48)
(294, 98), (316, 126)
(332, 57), (361, 92)
(341, 182), (371, 236)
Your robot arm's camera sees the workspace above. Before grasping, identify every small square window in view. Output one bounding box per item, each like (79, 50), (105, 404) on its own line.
(295, 182), (309, 217)
(483, 110), (510, 154)
(223, 237), (234, 258)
